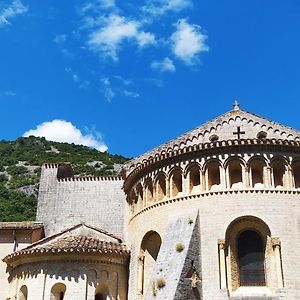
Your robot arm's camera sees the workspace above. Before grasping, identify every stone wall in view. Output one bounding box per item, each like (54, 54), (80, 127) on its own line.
(7, 260), (128, 300)
(36, 164), (126, 239)
(127, 190), (300, 300)
(0, 228), (43, 300)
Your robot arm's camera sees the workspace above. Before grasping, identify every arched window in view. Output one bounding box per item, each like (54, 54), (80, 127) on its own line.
(139, 231), (162, 295)
(129, 189), (137, 213)
(292, 161), (300, 188)
(238, 230), (265, 286)
(155, 173), (166, 201)
(95, 283), (109, 300)
(228, 160), (243, 188)
(188, 165), (201, 193)
(249, 159), (265, 188)
(136, 183), (143, 210)
(224, 216), (271, 292)
(19, 285), (28, 300)
(206, 161), (221, 190)
(50, 283), (66, 300)
(129, 189), (137, 204)
(170, 169), (182, 197)
(271, 159), (286, 188)
(145, 179), (153, 206)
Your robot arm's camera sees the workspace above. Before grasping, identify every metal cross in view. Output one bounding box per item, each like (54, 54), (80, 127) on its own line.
(233, 126), (245, 140)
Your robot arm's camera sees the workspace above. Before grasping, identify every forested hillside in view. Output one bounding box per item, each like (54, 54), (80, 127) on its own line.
(0, 136), (128, 221)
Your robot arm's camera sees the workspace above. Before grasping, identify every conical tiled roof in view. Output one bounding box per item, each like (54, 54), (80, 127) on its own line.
(3, 223), (129, 265)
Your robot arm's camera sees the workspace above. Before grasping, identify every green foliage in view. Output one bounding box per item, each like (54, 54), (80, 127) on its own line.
(0, 174), (8, 184)
(0, 136), (129, 221)
(0, 184), (37, 221)
(188, 218), (194, 225)
(8, 175), (39, 189)
(7, 165), (28, 176)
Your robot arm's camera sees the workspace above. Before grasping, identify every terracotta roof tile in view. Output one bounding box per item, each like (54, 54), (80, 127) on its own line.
(4, 235), (129, 263)
(0, 222), (43, 230)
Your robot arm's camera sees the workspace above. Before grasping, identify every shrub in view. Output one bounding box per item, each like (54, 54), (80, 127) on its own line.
(0, 174), (8, 183)
(175, 243), (185, 252)
(188, 218), (194, 225)
(7, 165), (28, 176)
(156, 278), (166, 289)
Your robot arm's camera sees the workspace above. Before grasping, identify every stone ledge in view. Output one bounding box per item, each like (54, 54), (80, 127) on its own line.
(130, 188), (300, 222)
(230, 287), (278, 300)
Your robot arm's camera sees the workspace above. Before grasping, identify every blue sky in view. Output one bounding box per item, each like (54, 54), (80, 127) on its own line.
(1, 0), (300, 157)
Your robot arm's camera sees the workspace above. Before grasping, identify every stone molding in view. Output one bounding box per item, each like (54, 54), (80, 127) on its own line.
(129, 188), (300, 222)
(125, 107), (300, 172)
(124, 139), (300, 190)
(57, 176), (123, 182)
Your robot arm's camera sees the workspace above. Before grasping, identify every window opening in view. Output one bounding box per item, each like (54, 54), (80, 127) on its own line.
(238, 230), (265, 286)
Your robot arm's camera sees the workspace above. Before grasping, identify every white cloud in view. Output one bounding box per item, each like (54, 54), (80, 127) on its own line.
(61, 48), (76, 59)
(0, 0), (28, 27)
(0, 90), (17, 97)
(65, 68), (90, 89)
(151, 57), (176, 72)
(54, 34), (67, 44)
(143, 0), (192, 17)
(137, 31), (156, 48)
(87, 14), (156, 61)
(23, 120), (108, 152)
(171, 19), (208, 65)
(114, 75), (132, 86)
(101, 77), (115, 102)
(80, 0), (116, 14)
(124, 90), (140, 98)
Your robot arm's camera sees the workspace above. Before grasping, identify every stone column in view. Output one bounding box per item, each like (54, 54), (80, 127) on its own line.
(185, 170), (191, 194)
(166, 176), (170, 198)
(286, 166), (293, 189)
(170, 175), (174, 197)
(244, 166), (249, 188)
(218, 239), (227, 289)
(200, 170), (205, 192)
(154, 180), (158, 203)
(138, 255), (145, 295)
(143, 186), (146, 208)
(272, 238), (284, 288)
(249, 166), (253, 188)
(205, 168), (209, 190)
(265, 166), (272, 188)
(221, 165), (227, 189)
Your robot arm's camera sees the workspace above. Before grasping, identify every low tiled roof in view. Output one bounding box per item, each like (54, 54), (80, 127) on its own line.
(0, 221), (43, 230)
(4, 235), (129, 263)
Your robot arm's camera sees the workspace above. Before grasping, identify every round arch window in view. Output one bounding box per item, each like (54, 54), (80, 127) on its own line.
(209, 134), (219, 142)
(237, 230), (265, 286)
(257, 131), (267, 140)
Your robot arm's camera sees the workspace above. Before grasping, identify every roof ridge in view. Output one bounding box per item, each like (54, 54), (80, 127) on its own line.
(125, 107), (300, 170)
(16, 223), (122, 252)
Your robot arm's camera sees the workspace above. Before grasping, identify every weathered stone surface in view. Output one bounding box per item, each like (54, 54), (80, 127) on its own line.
(145, 211), (201, 300)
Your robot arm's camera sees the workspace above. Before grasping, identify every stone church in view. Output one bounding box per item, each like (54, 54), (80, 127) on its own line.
(0, 102), (300, 300)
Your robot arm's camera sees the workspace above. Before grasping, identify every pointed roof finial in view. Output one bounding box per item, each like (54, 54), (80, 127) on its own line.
(233, 100), (240, 111)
